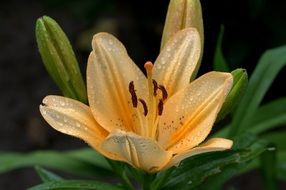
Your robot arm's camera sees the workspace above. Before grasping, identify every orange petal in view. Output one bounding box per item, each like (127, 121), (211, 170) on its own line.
(102, 130), (172, 172)
(40, 95), (121, 160)
(87, 33), (147, 134)
(158, 72), (233, 154)
(153, 28), (201, 96)
(164, 138), (233, 169)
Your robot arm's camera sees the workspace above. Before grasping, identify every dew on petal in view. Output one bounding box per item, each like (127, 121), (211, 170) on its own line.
(108, 39), (113, 45)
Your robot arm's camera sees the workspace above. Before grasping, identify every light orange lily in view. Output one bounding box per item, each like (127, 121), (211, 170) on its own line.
(40, 28), (233, 173)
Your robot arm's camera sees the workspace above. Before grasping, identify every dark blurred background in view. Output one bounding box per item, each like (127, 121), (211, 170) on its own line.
(0, 0), (286, 189)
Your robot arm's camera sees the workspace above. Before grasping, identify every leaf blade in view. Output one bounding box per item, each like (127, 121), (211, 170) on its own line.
(0, 148), (112, 177)
(228, 45), (286, 137)
(28, 180), (124, 190)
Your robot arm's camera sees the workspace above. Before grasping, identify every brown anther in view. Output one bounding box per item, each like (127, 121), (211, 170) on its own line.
(158, 85), (168, 101)
(129, 81), (138, 107)
(139, 99), (148, 116)
(152, 80), (158, 96)
(158, 99), (164, 115)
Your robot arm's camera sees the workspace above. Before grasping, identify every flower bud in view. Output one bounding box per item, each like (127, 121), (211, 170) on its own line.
(35, 16), (87, 103)
(161, 0), (204, 50)
(216, 68), (248, 122)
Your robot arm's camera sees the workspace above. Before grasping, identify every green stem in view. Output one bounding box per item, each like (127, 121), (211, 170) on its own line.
(121, 170), (135, 190)
(150, 169), (173, 190)
(106, 159), (135, 190)
(142, 173), (155, 190)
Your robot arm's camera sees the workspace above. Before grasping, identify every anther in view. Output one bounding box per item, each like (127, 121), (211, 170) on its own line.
(158, 85), (168, 101)
(152, 80), (158, 96)
(158, 99), (164, 115)
(139, 99), (148, 116)
(129, 81), (138, 107)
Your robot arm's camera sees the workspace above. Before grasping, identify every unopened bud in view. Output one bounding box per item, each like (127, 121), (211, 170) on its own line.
(35, 16), (87, 103)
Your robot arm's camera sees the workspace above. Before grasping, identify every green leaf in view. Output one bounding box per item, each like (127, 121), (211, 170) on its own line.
(248, 97), (286, 134)
(35, 166), (62, 182)
(200, 143), (271, 190)
(262, 131), (286, 150)
(28, 180), (124, 190)
(213, 25), (230, 72)
(228, 45), (286, 137)
(162, 137), (267, 190)
(216, 68), (248, 122)
(277, 151), (286, 181)
(230, 150), (286, 182)
(193, 138), (267, 190)
(0, 148), (113, 177)
(260, 145), (278, 190)
(150, 169), (173, 190)
(214, 97), (286, 137)
(36, 16), (87, 103)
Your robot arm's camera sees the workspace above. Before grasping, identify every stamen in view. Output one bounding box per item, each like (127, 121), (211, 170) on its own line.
(152, 80), (158, 96)
(129, 81), (138, 107)
(158, 99), (164, 115)
(158, 85), (168, 101)
(139, 99), (148, 116)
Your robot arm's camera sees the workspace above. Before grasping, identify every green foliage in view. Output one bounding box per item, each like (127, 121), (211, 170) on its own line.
(263, 132), (286, 150)
(212, 36), (286, 188)
(161, 134), (267, 190)
(228, 45), (286, 137)
(260, 146), (278, 190)
(28, 180), (124, 190)
(249, 97), (286, 133)
(36, 16), (87, 103)
(35, 166), (63, 182)
(0, 148), (112, 177)
(213, 25), (230, 72)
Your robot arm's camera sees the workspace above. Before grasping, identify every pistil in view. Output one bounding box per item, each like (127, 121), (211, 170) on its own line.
(144, 61), (158, 138)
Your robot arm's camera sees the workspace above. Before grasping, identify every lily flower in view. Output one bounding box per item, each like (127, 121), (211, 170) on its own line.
(40, 28), (233, 173)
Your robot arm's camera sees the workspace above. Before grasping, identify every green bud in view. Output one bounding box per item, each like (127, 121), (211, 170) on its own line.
(161, 0), (204, 50)
(35, 16), (87, 103)
(216, 68), (248, 122)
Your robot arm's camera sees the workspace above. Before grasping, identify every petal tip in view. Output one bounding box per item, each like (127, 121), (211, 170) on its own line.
(224, 139), (233, 149)
(92, 32), (116, 49)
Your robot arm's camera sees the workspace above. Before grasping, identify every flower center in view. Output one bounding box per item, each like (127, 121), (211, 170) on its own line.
(128, 61), (168, 138)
